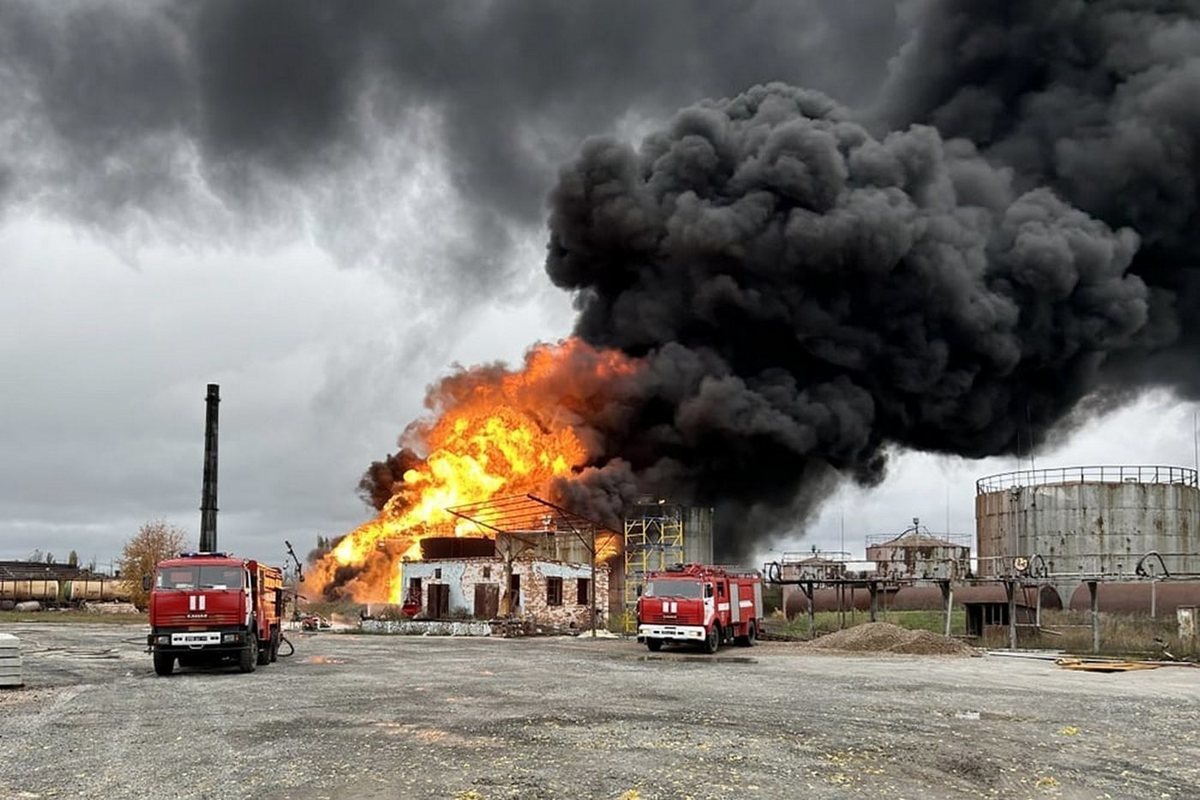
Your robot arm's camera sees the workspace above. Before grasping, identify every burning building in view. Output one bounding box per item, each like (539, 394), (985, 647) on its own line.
(398, 535), (608, 630)
(303, 341), (636, 609)
(309, 4), (1200, 608)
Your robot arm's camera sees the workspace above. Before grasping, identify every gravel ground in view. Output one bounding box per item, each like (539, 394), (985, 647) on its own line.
(1, 623), (1198, 800)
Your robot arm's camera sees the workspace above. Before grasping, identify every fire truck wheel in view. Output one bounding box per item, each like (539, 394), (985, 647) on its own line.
(704, 625), (720, 654)
(256, 634), (271, 666)
(735, 621), (757, 647)
(153, 652), (174, 676)
(239, 627), (259, 673)
(645, 638), (663, 652)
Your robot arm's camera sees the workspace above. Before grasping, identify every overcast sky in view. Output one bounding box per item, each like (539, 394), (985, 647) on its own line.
(2, 1), (1197, 571)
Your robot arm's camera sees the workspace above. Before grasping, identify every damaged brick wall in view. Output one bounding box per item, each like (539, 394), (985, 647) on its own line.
(515, 558), (609, 630)
(402, 556), (608, 628)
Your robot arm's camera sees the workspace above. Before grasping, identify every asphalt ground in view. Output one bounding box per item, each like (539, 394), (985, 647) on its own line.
(1, 623), (1198, 800)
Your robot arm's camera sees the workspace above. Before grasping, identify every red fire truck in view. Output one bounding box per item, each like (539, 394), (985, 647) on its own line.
(636, 564), (764, 653)
(145, 552), (284, 676)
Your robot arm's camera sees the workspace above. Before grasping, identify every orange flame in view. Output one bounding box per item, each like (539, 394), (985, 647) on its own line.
(305, 339), (638, 603)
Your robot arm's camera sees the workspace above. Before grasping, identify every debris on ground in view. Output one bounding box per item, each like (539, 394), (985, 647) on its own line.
(1054, 658), (1160, 673)
(808, 622), (974, 656)
(82, 602), (140, 615)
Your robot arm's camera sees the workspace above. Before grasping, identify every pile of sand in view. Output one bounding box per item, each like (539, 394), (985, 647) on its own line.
(809, 622), (974, 656)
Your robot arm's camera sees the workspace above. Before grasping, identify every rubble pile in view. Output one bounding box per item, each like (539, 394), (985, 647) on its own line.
(810, 622), (973, 656)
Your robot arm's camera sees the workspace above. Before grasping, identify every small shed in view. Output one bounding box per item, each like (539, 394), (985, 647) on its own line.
(959, 585), (1062, 638)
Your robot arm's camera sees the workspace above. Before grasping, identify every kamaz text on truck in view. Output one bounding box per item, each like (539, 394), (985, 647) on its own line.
(145, 552), (284, 675)
(636, 563), (764, 653)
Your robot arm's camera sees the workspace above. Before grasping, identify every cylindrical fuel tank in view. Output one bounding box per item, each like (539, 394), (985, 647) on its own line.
(0, 580), (59, 602)
(1067, 581), (1200, 615)
(783, 585), (944, 617)
(976, 466), (1200, 594)
(783, 583), (1062, 619)
(66, 579), (133, 602)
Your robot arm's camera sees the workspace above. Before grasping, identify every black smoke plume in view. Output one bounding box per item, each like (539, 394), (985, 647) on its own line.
(357, 449), (424, 512)
(879, 0), (1200, 397)
(546, 82), (1152, 558)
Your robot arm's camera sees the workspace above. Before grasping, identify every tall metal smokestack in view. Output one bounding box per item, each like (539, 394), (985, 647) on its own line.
(199, 383), (219, 553)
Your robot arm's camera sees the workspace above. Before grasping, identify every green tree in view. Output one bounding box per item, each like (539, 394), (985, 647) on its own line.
(68, 550), (79, 568)
(118, 521), (187, 609)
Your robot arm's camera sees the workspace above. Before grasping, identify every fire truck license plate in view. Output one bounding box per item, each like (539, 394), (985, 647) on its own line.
(170, 632), (221, 646)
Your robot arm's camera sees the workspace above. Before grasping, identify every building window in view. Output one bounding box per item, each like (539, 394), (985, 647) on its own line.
(576, 578), (591, 606)
(510, 573), (521, 608)
(408, 577), (422, 602)
(482, 566), (491, 579)
(434, 568), (442, 580)
(546, 576), (563, 606)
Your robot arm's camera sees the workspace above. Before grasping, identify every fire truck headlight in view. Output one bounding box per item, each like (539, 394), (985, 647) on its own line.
(155, 635), (170, 645)
(222, 632), (241, 643)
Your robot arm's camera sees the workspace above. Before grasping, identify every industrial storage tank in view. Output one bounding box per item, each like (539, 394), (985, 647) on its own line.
(681, 506), (714, 565)
(784, 584), (1062, 619)
(865, 525), (971, 581)
(0, 580), (59, 602)
(66, 579), (134, 603)
(1067, 581), (1200, 616)
(976, 465), (1200, 592)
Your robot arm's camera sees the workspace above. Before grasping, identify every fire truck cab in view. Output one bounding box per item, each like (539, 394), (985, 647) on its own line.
(146, 552), (284, 676)
(636, 564), (763, 654)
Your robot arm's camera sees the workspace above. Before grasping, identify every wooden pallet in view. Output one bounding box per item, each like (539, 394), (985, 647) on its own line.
(1055, 657), (1159, 673)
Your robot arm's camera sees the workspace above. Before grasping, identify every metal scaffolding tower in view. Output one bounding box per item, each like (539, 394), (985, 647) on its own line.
(622, 503), (685, 632)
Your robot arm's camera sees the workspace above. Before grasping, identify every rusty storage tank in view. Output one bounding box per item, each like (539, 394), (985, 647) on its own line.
(865, 523), (971, 580)
(976, 466), (1200, 594)
(784, 584), (1062, 619)
(778, 555), (847, 584)
(1067, 581), (1200, 616)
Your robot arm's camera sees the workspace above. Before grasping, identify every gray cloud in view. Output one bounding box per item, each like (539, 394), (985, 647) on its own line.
(0, 0), (909, 300)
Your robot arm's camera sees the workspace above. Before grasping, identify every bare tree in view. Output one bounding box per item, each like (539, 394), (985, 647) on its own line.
(68, 550), (79, 568)
(118, 521), (187, 609)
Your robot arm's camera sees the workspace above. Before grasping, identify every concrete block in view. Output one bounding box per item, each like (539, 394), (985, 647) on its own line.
(0, 633), (21, 687)
(361, 619), (492, 636)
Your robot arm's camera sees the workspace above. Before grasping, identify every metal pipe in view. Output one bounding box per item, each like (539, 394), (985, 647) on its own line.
(805, 582), (815, 639)
(590, 536), (597, 638)
(1088, 580), (1100, 654)
(199, 384), (219, 553)
(942, 581), (954, 637)
(1035, 583), (1042, 628)
(1006, 581), (1017, 650)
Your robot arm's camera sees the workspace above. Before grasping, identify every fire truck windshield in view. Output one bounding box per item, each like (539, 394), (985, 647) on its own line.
(643, 580), (702, 599)
(156, 566), (245, 590)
